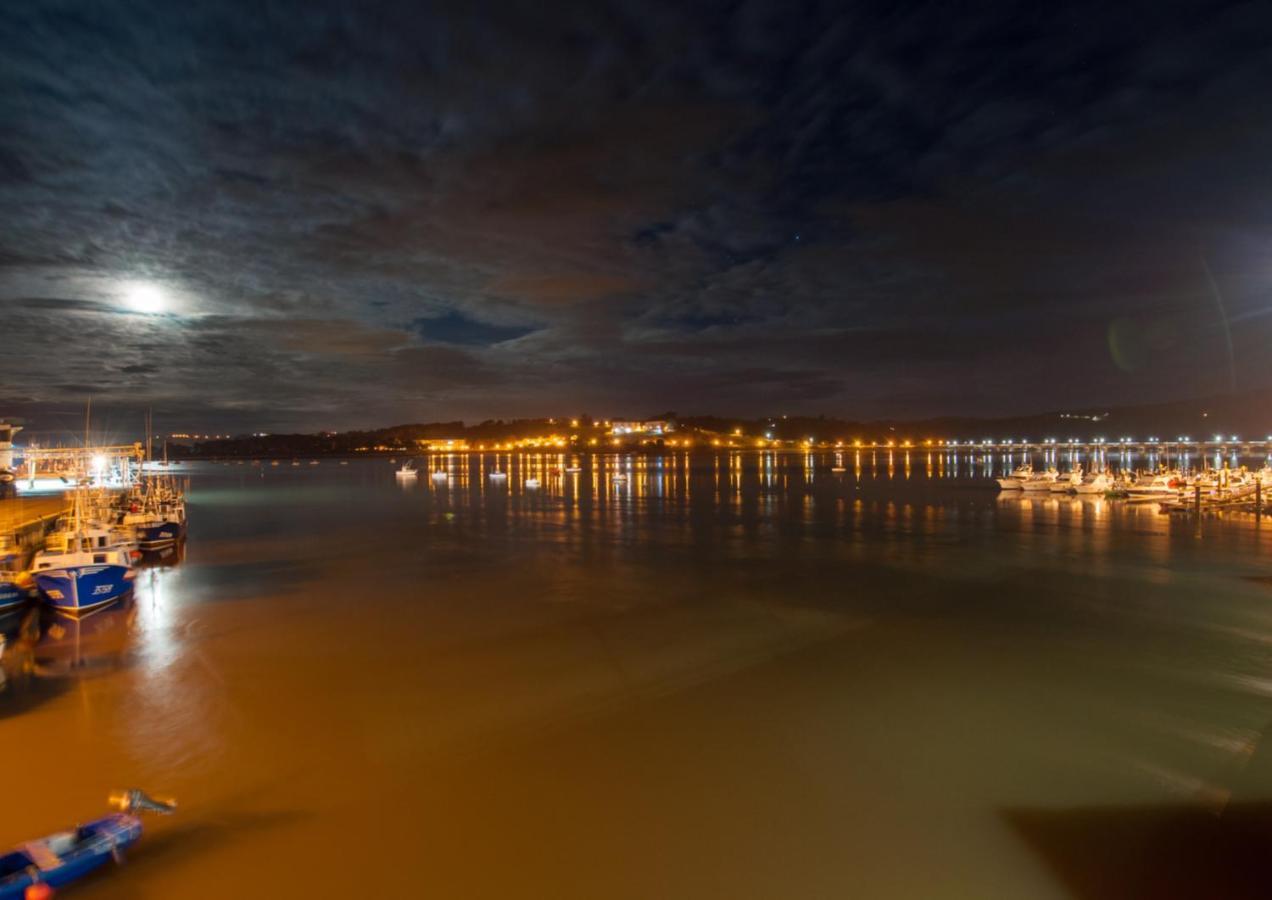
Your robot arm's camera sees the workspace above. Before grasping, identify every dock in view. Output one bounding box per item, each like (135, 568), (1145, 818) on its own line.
(0, 495), (69, 548)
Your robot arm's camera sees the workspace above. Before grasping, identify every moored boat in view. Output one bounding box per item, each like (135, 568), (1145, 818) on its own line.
(1049, 466), (1083, 493)
(1074, 472), (1113, 495)
(0, 568), (25, 614)
(995, 463), (1033, 490)
(31, 496), (135, 616)
(1126, 471), (1183, 502)
(1019, 468), (1060, 491)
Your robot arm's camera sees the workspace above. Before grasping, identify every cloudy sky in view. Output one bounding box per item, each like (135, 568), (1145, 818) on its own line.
(3, 0), (1272, 432)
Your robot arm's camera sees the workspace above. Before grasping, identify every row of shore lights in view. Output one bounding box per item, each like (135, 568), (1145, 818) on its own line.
(942, 435), (1268, 447)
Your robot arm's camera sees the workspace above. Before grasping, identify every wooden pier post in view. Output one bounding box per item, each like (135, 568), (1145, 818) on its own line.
(1195, 483), (1202, 516)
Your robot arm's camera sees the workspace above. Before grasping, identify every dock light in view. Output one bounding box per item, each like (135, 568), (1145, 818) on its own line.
(1214, 435), (1223, 442)
(91, 454), (107, 473)
(1231, 435), (1239, 441)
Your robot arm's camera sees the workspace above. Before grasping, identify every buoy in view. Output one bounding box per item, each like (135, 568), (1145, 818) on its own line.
(26, 881), (55, 899)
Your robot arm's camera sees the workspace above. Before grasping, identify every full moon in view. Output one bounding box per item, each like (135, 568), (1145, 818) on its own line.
(124, 282), (166, 314)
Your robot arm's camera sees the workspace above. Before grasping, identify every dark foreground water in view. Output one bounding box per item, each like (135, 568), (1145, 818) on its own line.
(4, 453), (1272, 898)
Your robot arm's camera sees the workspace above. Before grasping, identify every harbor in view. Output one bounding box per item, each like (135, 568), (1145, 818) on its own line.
(4, 454), (1272, 897)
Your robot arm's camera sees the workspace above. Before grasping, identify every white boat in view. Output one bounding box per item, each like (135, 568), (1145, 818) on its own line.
(1074, 472), (1113, 495)
(524, 478), (541, 489)
(1049, 466), (1083, 493)
(431, 471), (448, 483)
(395, 462), (418, 479)
(564, 466), (582, 474)
(489, 470), (507, 481)
(995, 463), (1033, 490)
(1019, 469), (1060, 491)
(1125, 472), (1181, 502)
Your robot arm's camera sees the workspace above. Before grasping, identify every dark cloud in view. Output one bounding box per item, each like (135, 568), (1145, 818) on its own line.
(413, 312), (536, 347)
(3, 0), (1272, 430)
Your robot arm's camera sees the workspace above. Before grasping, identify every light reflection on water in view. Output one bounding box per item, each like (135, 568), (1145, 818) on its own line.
(3, 454), (1272, 898)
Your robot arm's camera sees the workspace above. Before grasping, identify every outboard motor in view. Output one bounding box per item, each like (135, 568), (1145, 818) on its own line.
(108, 789), (178, 815)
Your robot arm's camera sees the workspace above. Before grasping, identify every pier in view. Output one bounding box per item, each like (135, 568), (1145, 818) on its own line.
(0, 495), (69, 554)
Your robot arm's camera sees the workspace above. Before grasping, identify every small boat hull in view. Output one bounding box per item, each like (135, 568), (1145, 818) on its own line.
(35, 565), (134, 616)
(0, 813), (141, 899)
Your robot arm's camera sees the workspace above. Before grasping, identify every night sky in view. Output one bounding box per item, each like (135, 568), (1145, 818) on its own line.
(4, 1), (1272, 431)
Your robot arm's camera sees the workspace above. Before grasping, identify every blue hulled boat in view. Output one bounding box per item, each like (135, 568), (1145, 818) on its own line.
(32, 497), (135, 616)
(0, 575), (24, 613)
(0, 791), (175, 899)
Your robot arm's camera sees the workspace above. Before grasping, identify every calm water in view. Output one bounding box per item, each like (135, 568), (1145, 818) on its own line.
(4, 453), (1272, 898)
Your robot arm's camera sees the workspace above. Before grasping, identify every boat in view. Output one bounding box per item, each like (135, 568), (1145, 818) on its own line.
(489, 470), (507, 481)
(0, 574), (25, 613)
(525, 478), (541, 489)
(1074, 472), (1113, 495)
(339, 460), (348, 466)
(431, 470), (448, 483)
(830, 466), (847, 473)
(395, 462), (418, 479)
(0, 790), (174, 900)
(1049, 466), (1083, 493)
(31, 495), (135, 616)
(309, 460), (319, 466)
(564, 466), (582, 474)
(612, 473), (628, 483)
(1126, 472), (1183, 502)
(1019, 468), (1059, 491)
(995, 463), (1033, 490)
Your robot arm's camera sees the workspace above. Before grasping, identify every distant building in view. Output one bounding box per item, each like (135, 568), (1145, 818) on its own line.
(611, 420), (674, 437)
(416, 438), (469, 451)
(0, 420), (22, 478)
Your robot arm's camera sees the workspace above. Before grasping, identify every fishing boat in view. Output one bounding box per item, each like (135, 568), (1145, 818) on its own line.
(395, 461), (418, 479)
(31, 496), (135, 616)
(0, 571), (23, 612)
(1049, 466), (1083, 493)
(1019, 468), (1059, 491)
(0, 790), (175, 900)
(995, 463), (1033, 490)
